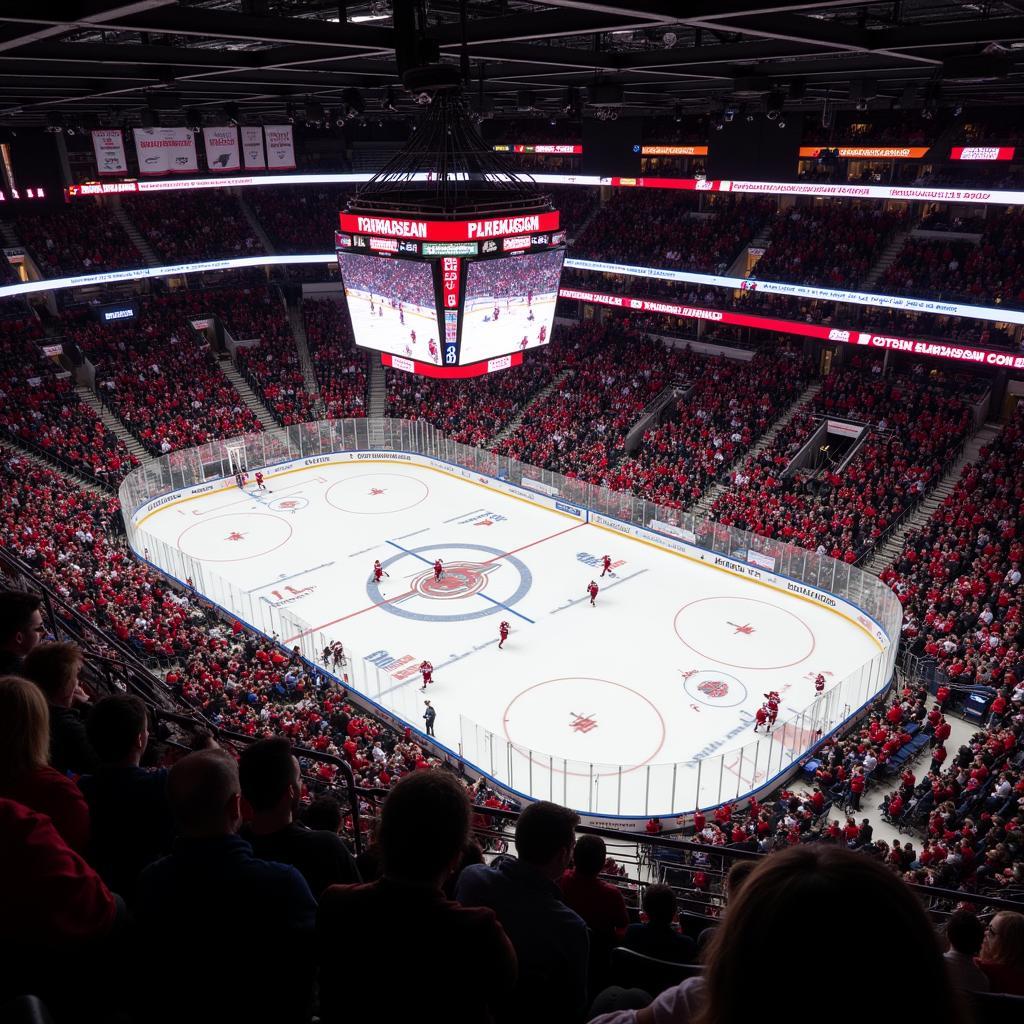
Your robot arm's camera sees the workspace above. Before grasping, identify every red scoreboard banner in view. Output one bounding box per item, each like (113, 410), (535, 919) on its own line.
(381, 351), (524, 378)
(338, 211), (560, 242)
(559, 287), (1024, 370)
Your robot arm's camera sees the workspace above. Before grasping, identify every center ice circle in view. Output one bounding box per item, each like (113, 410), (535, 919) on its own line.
(412, 564), (488, 599)
(673, 596), (815, 670)
(325, 473), (429, 514)
(503, 677), (666, 774)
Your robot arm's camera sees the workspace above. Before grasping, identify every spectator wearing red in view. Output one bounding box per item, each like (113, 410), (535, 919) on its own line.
(559, 832), (629, 942)
(0, 675), (90, 853)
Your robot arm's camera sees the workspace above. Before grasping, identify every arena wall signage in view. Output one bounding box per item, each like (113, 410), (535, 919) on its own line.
(949, 147), (1015, 161)
(65, 172), (1024, 207)
(798, 146), (930, 159)
(564, 256), (1024, 326)
(338, 211), (561, 242)
(559, 286), (1024, 370)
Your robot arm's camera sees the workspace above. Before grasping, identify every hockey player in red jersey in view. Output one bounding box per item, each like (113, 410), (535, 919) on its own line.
(814, 673), (826, 697)
(254, 471), (266, 491)
(538, 324), (547, 344)
(372, 559), (388, 584)
(410, 329), (416, 345)
(498, 621), (510, 649)
(493, 305), (500, 322)
(754, 706), (769, 733)
(419, 660), (434, 692)
(527, 288), (533, 307)
(764, 691), (780, 727)
(433, 559), (444, 582)
(428, 337), (438, 363)
(600, 554), (613, 577)
(587, 580), (599, 606)
(520, 335), (529, 350)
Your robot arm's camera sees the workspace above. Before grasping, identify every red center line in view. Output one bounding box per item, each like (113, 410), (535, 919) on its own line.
(479, 521), (587, 564)
(284, 587), (416, 642)
(285, 521), (587, 643)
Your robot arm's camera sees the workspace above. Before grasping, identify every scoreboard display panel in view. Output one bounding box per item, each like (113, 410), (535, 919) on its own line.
(337, 210), (564, 377)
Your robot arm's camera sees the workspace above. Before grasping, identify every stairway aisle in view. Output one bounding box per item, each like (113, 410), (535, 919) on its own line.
(860, 421), (1002, 576)
(689, 379), (822, 517)
(109, 197), (161, 267)
(367, 357), (387, 418)
(287, 305), (324, 415)
(488, 369), (571, 446)
(75, 384), (152, 464)
(220, 358), (279, 430)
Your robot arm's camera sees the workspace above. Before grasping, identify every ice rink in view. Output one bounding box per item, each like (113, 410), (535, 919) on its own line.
(135, 458), (886, 817)
(344, 290), (441, 363)
(460, 292), (558, 363)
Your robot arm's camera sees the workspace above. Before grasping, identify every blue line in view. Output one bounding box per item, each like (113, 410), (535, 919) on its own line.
(386, 539), (435, 565)
(387, 538), (534, 623)
(479, 592), (534, 623)
(393, 527), (430, 541)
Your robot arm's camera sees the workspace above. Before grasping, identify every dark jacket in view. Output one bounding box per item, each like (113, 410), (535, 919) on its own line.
(456, 856), (589, 1023)
(136, 834), (317, 1023)
(239, 821), (360, 898)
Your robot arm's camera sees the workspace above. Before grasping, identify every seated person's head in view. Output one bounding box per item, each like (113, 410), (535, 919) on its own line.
(0, 590), (44, 658)
(724, 859), (757, 898)
(514, 800), (579, 878)
(0, 675), (50, 785)
(302, 794), (344, 833)
(378, 770), (470, 886)
(981, 911), (1024, 968)
(239, 736), (301, 820)
(571, 833), (607, 878)
(699, 845), (964, 1024)
(87, 693), (149, 765)
(23, 641), (83, 708)
(167, 749), (241, 839)
(642, 883), (678, 928)
(945, 909), (985, 958)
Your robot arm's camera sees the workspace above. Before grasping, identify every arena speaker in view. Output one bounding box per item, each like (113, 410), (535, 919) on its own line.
(707, 117), (802, 181)
(582, 117), (641, 177)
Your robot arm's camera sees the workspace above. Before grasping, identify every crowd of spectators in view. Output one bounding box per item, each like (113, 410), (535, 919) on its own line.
(708, 361), (973, 563)
(302, 298), (368, 420)
(608, 345), (813, 508)
(227, 287), (317, 426)
(493, 320), (694, 482)
(880, 212), (1024, 308)
(387, 348), (557, 446)
(883, 401), (1023, 694)
(10, 201), (142, 277)
(572, 194), (773, 274)
(752, 202), (909, 289)
(246, 186), (354, 254)
(122, 191), (265, 263)
(0, 315), (138, 484)
(60, 292), (264, 454)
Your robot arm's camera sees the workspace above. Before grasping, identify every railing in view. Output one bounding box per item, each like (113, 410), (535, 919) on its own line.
(119, 418), (903, 820)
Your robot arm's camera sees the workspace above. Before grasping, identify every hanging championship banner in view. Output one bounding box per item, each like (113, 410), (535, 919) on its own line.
(92, 129), (128, 176)
(202, 126), (240, 172)
(133, 127), (199, 175)
(264, 125), (296, 170)
(241, 126), (265, 170)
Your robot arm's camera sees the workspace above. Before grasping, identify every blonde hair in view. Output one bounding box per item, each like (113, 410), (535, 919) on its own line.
(23, 641), (84, 704)
(0, 675), (51, 784)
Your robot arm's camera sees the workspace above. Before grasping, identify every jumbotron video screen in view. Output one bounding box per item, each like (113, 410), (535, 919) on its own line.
(460, 248), (565, 364)
(338, 252), (442, 364)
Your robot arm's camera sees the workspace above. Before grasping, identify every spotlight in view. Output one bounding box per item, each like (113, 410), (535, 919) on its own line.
(745, 111), (755, 122)
(662, 30), (677, 47)
(383, 85), (397, 112)
(549, 118), (556, 126)
(713, 119), (724, 131)
(778, 119), (786, 128)
(856, 98), (869, 111)
(224, 102), (240, 126)
(723, 107), (736, 123)
(673, 104), (683, 123)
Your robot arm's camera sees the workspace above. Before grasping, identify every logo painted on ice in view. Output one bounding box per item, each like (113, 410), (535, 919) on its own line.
(414, 562), (489, 599)
(265, 585), (316, 607)
(269, 495), (309, 513)
(569, 712), (598, 733)
(576, 552), (626, 570)
(683, 670), (748, 709)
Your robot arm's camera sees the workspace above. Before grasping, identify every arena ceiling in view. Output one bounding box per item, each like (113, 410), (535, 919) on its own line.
(2, 1), (1024, 127)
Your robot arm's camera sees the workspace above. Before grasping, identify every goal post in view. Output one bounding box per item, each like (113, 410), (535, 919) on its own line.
(226, 443), (247, 475)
